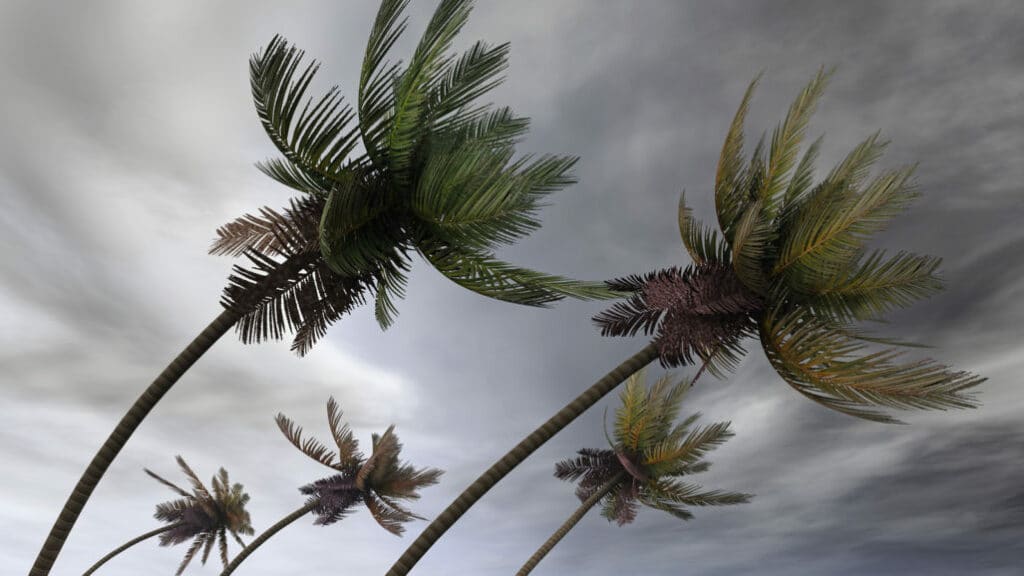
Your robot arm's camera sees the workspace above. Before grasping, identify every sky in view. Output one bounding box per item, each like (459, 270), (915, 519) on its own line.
(1, 1), (1022, 575)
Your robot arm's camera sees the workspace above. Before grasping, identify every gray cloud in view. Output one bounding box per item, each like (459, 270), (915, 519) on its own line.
(2, 0), (1021, 575)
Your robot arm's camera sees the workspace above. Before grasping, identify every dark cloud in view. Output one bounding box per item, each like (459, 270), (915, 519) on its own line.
(2, 0), (1021, 574)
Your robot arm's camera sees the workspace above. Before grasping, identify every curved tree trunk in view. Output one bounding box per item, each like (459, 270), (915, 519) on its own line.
(516, 472), (626, 576)
(82, 522), (184, 576)
(220, 502), (316, 576)
(31, 308), (242, 576)
(31, 249), (321, 576)
(385, 343), (659, 576)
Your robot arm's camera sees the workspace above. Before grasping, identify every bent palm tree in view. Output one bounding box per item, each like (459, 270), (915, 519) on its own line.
(83, 457), (253, 576)
(517, 370), (750, 575)
(220, 397), (441, 575)
(385, 67), (986, 575)
(31, 1), (614, 573)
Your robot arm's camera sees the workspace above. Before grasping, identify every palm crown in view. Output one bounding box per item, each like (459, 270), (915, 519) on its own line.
(276, 397), (443, 534)
(556, 370), (750, 525)
(215, 0), (615, 358)
(144, 456), (254, 575)
(595, 67), (985, 422)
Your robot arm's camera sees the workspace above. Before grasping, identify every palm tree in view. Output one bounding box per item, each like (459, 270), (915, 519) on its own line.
(516, 370), (750, 575)
(31, 1), (615, 573)
(219, 397), (441, 575)
(384, 67), (986, 575)
(83, 456), (253, 576)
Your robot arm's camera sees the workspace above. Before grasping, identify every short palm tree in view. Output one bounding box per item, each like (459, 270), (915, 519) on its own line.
(83, 456), (253, 576)
(31, 1), (615, 573)
(385, 67), (986, 575)
(220, 397), (441, 575)
(516, 370), (750, 575)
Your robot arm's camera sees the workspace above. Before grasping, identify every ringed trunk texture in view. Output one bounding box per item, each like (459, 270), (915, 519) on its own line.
(516, 471), (626, 576)
(82, 522), (183, 576)
(219, 502), (316, 576)
(385, 343), (659, 576)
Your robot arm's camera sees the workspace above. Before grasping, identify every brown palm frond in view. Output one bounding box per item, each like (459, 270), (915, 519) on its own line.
(365, 493), (414, 536)
(326, 396), (362, 467)
(299, 474), (363, 525)
(275, 413), (339, 468)
(759, 307), (984, 423)
(144, 468), (190, 498)
(594, 263), (763, 367)
(554, 448), (617, 483)
(210, 195), (324, 257)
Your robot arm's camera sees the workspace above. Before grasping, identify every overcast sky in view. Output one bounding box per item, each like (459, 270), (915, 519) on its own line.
(2, 1), (1022, 575)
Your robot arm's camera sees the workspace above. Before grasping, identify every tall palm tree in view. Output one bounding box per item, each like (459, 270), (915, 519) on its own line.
(220, 397), (441, 575)
(384, 67), (986, 575)
(517, 370), (750, 575)
(83, 456), (253, 576)
(31, 1), (615, 573)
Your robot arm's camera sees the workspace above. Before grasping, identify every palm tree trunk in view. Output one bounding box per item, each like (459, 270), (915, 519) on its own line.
(82, 522), (184, 576)
(31, 308), (242, 576)
(385, 343), (659, 576)
(220, 502), (316, 576)
(516, 471), (626, 576)
(31, 250), (320, 576)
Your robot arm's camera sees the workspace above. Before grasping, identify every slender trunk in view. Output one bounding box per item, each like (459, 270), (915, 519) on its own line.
(81, 522), (184, 576)
(30, 308), (241, 576)
(385, 343), (659, 576)
(220, 502), (316, 576)
(516, 471), (627, 576)
(31, 250), (320, 576)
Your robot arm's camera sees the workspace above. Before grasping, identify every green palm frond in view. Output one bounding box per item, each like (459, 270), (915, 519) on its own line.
(642, 421), (733, 477)
(359, 0), (410, 167)
(774, 163), (921, 287)
(413, 143), (578, 251)
(678, 190), (730, 266)
(426, 39), (511, 133)
(250, 35), (362, 193)
(419, 241), (619, 305)
(778, 133), (824, 221)
(642, 478), (752, 508)
(760, 66), (834, 221)
(386, 0), (473, 185)
(614, 370), (649, 451)
(759, 307), (984, 423)
(803, 249), (944, 322)
(715, 71), (763, 242)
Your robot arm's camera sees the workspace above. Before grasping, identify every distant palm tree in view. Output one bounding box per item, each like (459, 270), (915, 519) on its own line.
(385, 67), (986, 575)
(219, 397), (441, 575)
(517, 370), (750, 575)
(83, 457), (253, 576)
(31, 0), (615, 573)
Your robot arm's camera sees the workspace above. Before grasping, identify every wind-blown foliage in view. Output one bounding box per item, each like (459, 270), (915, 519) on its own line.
(144, 457), (254, 575)
(595, 66), (985, 422)
(221, 399), (441, 575)
(243, 0), (619, 332)
(515, 371), (749, 575)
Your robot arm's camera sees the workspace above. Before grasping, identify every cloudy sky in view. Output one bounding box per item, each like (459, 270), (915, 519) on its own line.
(2, 1), (1022, 574)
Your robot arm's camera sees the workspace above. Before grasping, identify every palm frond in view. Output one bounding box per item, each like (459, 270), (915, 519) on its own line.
(359, 0), (410, 167)
(715, 71), (763, 242)
(553, 448), (617, 482)
(593, 264), (763, 368)
(760, 66), (834, 220)
(364, 493), (413, 535)
(759, 307), (984, 423)
(778, 133), (824, 221)
(275, 413), (339, 467)
(773, 134), (907, 279)
(419, 241), (618, 305)
(250, 35), (361, 190)
(426, 39), (510, 132)
(386, 0), (473, 184)
(145, 468), (190, 498)
(372, 256), (412, 330)
(803, 249), (943, 322)
(326, 397), (362, 468)
(678, 190), (731, 266)
(643, 478), (752, 507)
